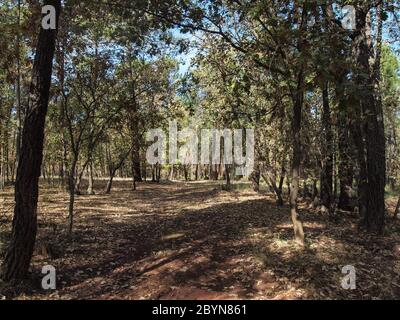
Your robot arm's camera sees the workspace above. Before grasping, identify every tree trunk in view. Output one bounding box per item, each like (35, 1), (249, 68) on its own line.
(183, 165), (189, 181)
(15, 0), (22, 176)
(74, 159), (89, 194)
(151, 165), (155, 182)
(105, 168), (117, 194)
(1, 0), (61, 281)
(251, 162), (260, 192)
(353, 6), (386, 234)
(169, 165), (174, 181)
(338, 115), (355, 212)
(320, 81), (334, 213)
(289, 78), (305, 245)
(105, 148), (130, 194)
(194, 164), (199, 181)
(335, 64), (356, 212)
(338, 166), (354, 212)
(67, 157), (78, 235)
(61, 143), (68, 187)
(127, 78), (142, 183)
(87, 161), (94, 195)
(277, 167), (285, 206)
(225, 164), (231, 187)
(156, 163), (161, 183)
(132, 147), (142, 182)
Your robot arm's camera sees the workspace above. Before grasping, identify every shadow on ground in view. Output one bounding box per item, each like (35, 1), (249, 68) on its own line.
(1, 180), (400, 300)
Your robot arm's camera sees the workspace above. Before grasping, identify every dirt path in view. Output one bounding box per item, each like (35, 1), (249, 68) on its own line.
(1, 181), (400, 299)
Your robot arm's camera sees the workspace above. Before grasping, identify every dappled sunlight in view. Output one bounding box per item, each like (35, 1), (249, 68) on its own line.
(1, 180), (400, 300)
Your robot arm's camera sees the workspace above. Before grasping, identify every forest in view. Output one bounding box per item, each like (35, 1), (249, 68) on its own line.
(0, 0), (400, 300)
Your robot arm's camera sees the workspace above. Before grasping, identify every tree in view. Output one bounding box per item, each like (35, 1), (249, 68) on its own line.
(351, 3), (386, 233)
(1, 0), (61, 281)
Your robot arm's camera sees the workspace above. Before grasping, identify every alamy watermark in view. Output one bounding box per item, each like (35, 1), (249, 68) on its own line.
(41, 5), (357, 31)
(341, 265), (356, 290)
(41, 5), (57, 30)
(146, 121), (254, 177)
(41, 265), (56, 290)
(341, 5), (356, 31)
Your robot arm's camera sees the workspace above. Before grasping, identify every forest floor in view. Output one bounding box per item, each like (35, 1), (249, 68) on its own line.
(1, 180), (400, 300)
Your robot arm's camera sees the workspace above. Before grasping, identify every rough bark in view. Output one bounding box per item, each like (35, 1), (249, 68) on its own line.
(1, 0), (61, 281)
(353, 6), (386, 234)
